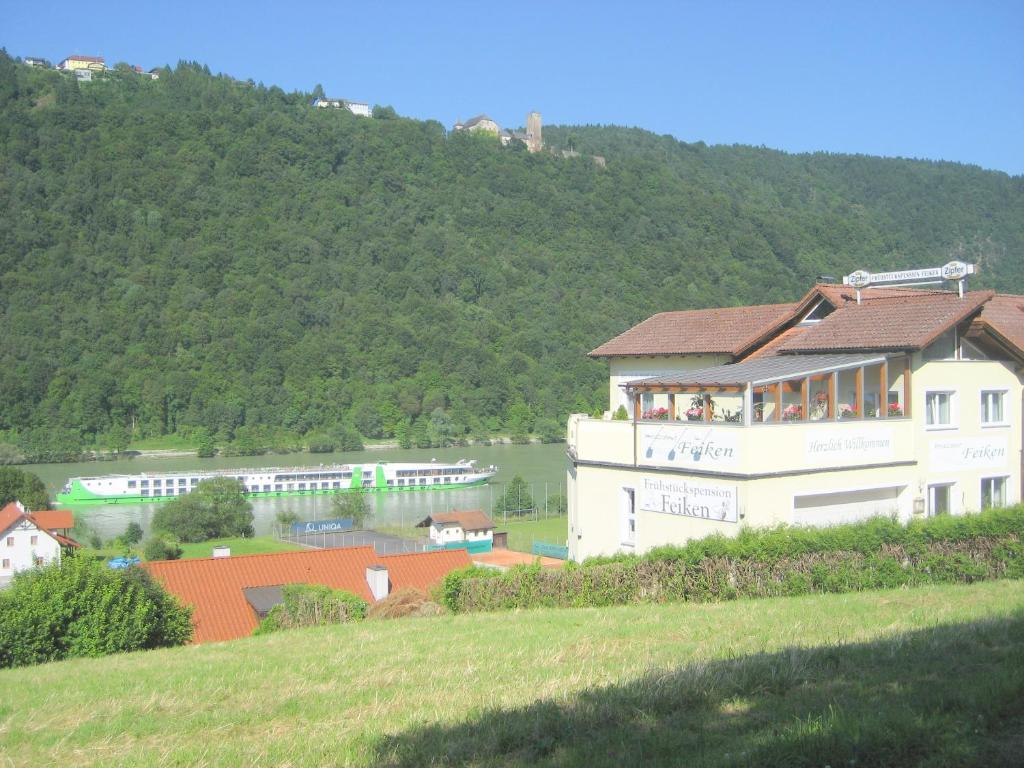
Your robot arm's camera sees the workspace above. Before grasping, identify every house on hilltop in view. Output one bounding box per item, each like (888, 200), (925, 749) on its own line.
(453, 111), (544, 152)
(142, 546), (469, 643)
(312, 97), (371, 117)
(22, 57), (50, 68)
(57, 55), (106, 72)
(0, 503), (79, 588)
(570, 263), (1024, 560)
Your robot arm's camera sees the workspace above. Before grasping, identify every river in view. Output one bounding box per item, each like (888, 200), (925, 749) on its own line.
(25, 443), (569, 540)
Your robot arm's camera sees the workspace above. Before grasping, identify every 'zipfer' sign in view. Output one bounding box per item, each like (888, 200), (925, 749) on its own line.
(843, 261), (975, 289)
(291, 518), (353, 534)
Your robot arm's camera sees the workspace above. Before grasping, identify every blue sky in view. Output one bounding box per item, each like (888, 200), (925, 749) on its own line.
(3, 1), (1022, 174)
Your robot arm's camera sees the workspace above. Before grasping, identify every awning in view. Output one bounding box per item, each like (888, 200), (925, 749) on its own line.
(625, 353), (889, 390)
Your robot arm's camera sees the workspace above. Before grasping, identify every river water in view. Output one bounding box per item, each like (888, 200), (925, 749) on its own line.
(25, 443), (568, 540)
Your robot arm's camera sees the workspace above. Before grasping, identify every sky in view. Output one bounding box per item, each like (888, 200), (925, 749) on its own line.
(3, 0), (1022, 175)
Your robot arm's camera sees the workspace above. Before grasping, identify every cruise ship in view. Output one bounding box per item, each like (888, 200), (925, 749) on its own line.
(56, 459), (498, 505)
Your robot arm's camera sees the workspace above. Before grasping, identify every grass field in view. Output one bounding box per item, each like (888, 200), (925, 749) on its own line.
(177, 536), (303, 559)
(1, 581), (1021, 767)
(497, 514), (568, 552)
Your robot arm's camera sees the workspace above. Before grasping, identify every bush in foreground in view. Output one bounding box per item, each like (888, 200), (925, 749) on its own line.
(0, 556), (192, 668)
(254, 584), (367, 635)
(444, 506), (1024, 613)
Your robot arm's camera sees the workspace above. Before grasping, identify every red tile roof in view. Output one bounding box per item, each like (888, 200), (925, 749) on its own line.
(142, 547), (470, 644)
(421, 510), (496, 532)
(778, 290), (994, 353)
(28, 509), (75, 531)
(589, 303), (799, 358)
(62, 54), (104, 63)
(973, 294), (1024, 358)
(0, 502), (24, 535)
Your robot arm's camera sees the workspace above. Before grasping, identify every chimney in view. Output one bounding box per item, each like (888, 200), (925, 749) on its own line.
(212, 545), (231, 558)
(366, 564), (389, 601)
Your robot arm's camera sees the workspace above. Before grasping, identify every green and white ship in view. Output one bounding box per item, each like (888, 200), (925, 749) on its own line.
(57, 459), (498, 505)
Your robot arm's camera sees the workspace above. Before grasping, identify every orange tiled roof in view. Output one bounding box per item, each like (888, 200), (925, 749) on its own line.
(778, 290), (994, 353)
(142, 547), (470, 644)
(0, 502), (24, 535)
(424, 510), (496, 532)
(28, 509), (75, 531)
(974, 294), (1024, 357)
(589, 303), (799, 358)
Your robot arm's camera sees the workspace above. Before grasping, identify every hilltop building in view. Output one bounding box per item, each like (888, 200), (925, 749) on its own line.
(22, 57), (50, 68)
(57, 55), (105, 72)
(312, 97), (371, 117)
(0, 503), (79, 587)
(568, 263), (1024, 561)
(453, 111), (543, 152)
(143, 546), (469, 643)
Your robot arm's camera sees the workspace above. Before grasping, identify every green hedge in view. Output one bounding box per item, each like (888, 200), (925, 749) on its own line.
(444, 507), (1024, 613)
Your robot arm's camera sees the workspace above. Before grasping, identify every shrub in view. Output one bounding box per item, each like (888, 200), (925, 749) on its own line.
(446, 506), (1024, 613)
(332, 493), (371, 528)
(367, 588), (444, 620)
(612, 405), (629, 420)
(0, 556), (192, 668)
(493, 475), (535, 517)
(144, 533), (183, 561)
(0, 466), (49, 511)
(254, 584), (367, 635)
(151, 477), (254, 543)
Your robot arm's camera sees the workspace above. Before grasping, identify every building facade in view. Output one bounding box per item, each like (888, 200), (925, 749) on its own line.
(568, 273), (1024, 561)
(57, 55), (106, 72)
(0, 503), (78, 587)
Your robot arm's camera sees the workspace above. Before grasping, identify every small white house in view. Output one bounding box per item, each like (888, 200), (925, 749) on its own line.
(0, 502), (77, 588)
(418, 510), (496, 546)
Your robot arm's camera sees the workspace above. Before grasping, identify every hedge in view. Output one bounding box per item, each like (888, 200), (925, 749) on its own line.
(442, 506), (1024, 613)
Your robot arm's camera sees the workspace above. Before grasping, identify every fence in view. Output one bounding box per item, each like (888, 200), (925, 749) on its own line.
(531, 541), (569, 560)
(427, 540), (494, 555)
(486, 480), (567, 524)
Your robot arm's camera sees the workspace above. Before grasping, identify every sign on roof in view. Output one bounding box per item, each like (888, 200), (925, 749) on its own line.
(843, 261), (975, 289)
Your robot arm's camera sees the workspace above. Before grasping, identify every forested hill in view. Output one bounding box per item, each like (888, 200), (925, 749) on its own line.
(1, 54), (1022, 459)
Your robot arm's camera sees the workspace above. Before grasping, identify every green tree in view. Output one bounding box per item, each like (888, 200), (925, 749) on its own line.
(122, 522), (144, 546)
(106, 423), (131, 454)
(0, 556), (192, 668)
(331, 492), (372, 528)
(143, 533), (183, 561)
(493, 475), (535, 517)
(0, 467), (49, 511)
(151, 477), (254, 543)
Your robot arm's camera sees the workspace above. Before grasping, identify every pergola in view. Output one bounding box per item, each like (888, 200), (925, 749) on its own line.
(624, 353), (912, 426)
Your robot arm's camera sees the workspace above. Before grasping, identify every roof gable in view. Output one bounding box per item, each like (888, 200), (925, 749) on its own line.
(778, 290), (994, 353)
(422, 510), (496, 531)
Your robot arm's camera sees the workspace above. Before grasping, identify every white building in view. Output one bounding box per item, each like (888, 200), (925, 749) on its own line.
(418, 510), (496, 546)
(568, 266), (1024, 561)
(312, 97), (371, 117)
(0, 503), (78, 587)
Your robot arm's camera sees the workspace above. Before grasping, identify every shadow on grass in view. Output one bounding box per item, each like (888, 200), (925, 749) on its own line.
(372, 613), (1024, 767)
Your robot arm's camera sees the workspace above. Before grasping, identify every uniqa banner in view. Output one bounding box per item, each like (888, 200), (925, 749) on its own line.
(638, 477), (738, 523)
(638, 424), (740, 469)
(805, 427), (895, 465)
(290, 517), (354, 534)
(929, 437), (1009, 472)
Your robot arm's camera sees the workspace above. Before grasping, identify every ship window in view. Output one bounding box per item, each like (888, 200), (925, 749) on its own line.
(398, 479), (404, 486)
(419, 478), (426, 485)
(178, 478), (186, 486)
(191, 478), (199, 484)
(332, 482), (340, 489)
(166, 488), (175, 496)
(141, 490), (149, 496)
(275, 484), (282, 491)
(141, 480), (149, 487)
(128, 480), (136, 489)
(298, 483), (306, 490)
(153, 479), (162, 486)
(321, 482), (328, 489)
(263, 485), (270, 492)
(387, 480), (394, 485)
(433, 477), (440, 484)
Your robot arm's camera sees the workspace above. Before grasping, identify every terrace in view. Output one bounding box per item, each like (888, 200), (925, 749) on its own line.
(569, 353), (916, 477)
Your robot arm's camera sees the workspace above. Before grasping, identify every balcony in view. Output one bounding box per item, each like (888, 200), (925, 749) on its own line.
(570, 353), (917, 477)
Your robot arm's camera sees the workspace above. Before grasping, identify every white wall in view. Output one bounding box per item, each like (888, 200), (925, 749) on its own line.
(0, 520), (61, 587)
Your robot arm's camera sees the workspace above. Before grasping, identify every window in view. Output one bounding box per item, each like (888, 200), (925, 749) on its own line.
(620, 488), (636, 546)
(925, 391), (955, 428)
(6, 537), (13, 547)
(298, 483), (306, 490)
(141, 490), (149, 497)
(263, 485), (271, 492)
(141, 480), (149, 487)
(981, 390), (1006, 425)
(398, 479), (405, 486)
(981, 477), (1007, 509)
(127, 480), (136, 489)
(178, 478), (187, 486)
(928, 483), (953, 516)
(30, 535), (38, 545)
(275, 484), (282, 491)
(641, 393), (654, 415)
(2, 559), (9, 568)
(35, 557), (44, 567)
